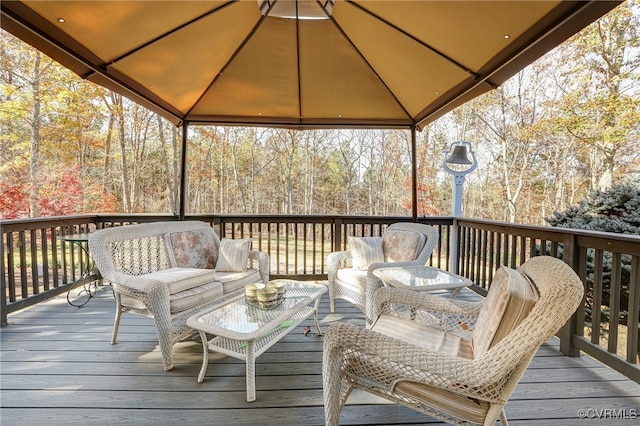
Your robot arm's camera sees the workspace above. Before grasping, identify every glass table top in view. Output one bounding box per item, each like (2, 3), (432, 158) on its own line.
(189, 280), (326, 337)
(373, 265), (472, 290)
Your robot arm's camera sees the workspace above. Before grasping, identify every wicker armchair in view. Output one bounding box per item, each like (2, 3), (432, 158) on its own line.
(326, 222), (438, 324)
(89, 221), (270, 370)
(323, 256), (584, 426)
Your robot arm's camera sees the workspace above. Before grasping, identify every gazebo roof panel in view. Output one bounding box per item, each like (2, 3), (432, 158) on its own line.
(1, 0), (623, 128)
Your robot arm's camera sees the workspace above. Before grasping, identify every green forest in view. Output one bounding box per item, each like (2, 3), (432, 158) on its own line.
(1, 1), (638, 224)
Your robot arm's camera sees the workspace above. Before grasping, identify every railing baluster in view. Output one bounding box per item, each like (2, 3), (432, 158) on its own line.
(41, 228), (50, 292)
(30, 229), (39, 295)
(51, 227), (59, 289)
(6, 232), (16, 302)
(608, 252), (622, 355)
(487, 231), (495, 289)
(627, 256), (639, 364)
(510, 234), (517, 267)
(19, 231), (27, 299)
(592, 249), (604, 345)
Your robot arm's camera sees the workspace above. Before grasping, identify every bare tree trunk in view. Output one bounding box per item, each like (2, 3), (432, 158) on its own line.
(270, 129), (299, 215)
(157, 115), (177, 214)
(218, 139), (224, 213)
(28, 51), (42, 218)
(103, 104), (114, 193)
(172, 126), (179, 211)
(284, 130), (296, 214)
(553, 143), (565, 213)
(337, 131), (363, 215)
(304, 133), (312, 215)
(250, 129), (258, 214)
(113, 93), (131, 212)
(302, 131), (326, 215)
(227, 128), (248, 213)
(129, 108), (151, 212)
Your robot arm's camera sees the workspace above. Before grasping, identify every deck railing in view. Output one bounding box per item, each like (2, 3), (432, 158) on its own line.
(457, 218), (639, 381)
(1, 214), (638, 382)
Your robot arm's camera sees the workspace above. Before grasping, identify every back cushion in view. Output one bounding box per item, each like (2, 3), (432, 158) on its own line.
(382, 229), (426, 262)
(472, 266), (538, 357)
(348, 236), (384, 270)
(216, 238), (252, 272)
(167, 229), (218, 269)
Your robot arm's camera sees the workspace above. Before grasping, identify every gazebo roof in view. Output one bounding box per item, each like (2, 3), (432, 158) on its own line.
(1, 0), (621, 129)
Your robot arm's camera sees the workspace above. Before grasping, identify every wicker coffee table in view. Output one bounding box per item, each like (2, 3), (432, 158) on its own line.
(368, 266), (473, 325)
(186, 279), (327, 402)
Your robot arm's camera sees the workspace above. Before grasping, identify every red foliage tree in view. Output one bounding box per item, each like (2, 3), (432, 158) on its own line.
(0, 183), (29, 219)
(38, 166), (83, 217)
(401, 177), (440, 216)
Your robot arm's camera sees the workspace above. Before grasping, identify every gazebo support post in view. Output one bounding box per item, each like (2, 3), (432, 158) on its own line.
(179, 121), (189, 221)
(411, 124), (418, 222)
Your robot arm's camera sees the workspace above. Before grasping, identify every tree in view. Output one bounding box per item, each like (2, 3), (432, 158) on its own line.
(38, 165), (83, 216)
(552, 0), (640, 191)
(330, 130), (364, 215)
(300, 130), (332, 215)
(0, 182), (28, 219)
(470, 69), (549, 223)
(546, 176), (640, 233)
(546, 176), (639, 353)
(267, 129), (302, 214)
(1, 2), (638, 223)
(157, 115), (179, 214)
(112, 93), (132, 212)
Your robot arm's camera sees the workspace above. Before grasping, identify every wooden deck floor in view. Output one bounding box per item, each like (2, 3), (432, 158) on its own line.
(1, 284), (638, 426)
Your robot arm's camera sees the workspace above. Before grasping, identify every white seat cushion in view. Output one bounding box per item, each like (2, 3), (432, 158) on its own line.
(215, 269), (262, 293)
(121, 281), (224, 313)
(372, 313), (484, 424)
(394, 381), (490, 424)
(335, 268), (368, 294)
(138, 268), (217, 294)
(168, 282), (223, 313)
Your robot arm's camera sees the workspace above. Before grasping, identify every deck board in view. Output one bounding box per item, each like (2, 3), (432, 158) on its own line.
(2, 285), (638, 425)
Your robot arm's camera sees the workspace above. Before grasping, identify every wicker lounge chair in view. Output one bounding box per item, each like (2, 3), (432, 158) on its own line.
(326, 222), (438, 324)
(323, 256), (584, 425)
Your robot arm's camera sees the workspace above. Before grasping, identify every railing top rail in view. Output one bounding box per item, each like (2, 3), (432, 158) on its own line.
(0, 215), (99, 232)
(457, 217), (640, 245)
(190, 213), (451, 221)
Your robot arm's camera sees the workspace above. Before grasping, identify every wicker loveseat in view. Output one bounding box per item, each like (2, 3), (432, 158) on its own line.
(89, 220), (269, 370)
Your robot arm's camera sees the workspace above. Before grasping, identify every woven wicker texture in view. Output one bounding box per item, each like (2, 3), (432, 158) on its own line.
(326, 223), (439, 323)
(322, 256), (584, 426)
(88, 221), (270, 371)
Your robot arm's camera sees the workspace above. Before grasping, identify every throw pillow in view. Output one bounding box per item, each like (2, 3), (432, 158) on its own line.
(348, 236), (384, 270)
(216, 238), (252, 272)
(168, 229), (218, 269)
(382, 229), (425, 262)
